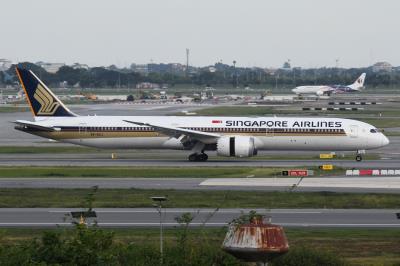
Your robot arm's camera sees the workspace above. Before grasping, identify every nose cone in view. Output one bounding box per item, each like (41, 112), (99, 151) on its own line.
(381, 134), (390, 146)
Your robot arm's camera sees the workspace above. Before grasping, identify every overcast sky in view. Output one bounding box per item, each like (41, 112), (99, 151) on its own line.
(2, 0), (399, 68)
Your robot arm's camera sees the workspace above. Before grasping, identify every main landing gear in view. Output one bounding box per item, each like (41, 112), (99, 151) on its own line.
(188, 153), (208, 162)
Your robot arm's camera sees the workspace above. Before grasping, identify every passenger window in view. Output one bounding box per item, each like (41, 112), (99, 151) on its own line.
(370, 129), (377, 133)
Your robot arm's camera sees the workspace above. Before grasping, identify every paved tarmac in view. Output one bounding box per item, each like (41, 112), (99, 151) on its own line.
(0, 155), (399, 168)
(0, 208), (398, 228)
(1, 177), (400, 193)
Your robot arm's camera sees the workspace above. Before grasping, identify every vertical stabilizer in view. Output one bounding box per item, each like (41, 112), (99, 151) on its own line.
(348, 73), (366, 90)
(15, 68), (76, 117)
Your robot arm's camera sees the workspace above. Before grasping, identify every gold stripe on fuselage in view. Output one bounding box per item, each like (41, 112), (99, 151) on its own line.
(26, 130), (347, 140)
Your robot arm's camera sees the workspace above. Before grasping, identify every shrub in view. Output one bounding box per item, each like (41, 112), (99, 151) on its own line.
(272, 246), (347, 266)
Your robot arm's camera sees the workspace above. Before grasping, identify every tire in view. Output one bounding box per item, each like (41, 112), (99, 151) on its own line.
(199, 153), (208, 162)
(356, 155), (362, 162)
(188, 153), (197, 161)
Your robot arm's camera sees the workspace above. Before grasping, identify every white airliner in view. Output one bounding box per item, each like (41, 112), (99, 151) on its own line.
(292, 73), (366, 96)
(14, 68), (387, 162)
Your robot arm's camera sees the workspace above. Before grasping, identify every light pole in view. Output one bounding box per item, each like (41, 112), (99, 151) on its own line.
(233, 60), (237, 88)
(152, 196), (168, 265)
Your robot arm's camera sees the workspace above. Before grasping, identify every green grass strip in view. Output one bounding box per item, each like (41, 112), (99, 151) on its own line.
(0, 166), (288, 178)
(0, 188), (399, 208)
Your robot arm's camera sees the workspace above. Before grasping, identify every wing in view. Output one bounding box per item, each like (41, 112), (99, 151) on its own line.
(123, 120), (220, 143)
(316, 86), (335, 96)
(13, 120), (60, 132)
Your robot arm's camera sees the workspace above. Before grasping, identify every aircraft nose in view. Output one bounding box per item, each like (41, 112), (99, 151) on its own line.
(381, 134), (390, 146)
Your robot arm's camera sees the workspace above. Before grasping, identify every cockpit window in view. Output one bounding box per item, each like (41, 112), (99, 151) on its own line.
(370, 128), (379, 133)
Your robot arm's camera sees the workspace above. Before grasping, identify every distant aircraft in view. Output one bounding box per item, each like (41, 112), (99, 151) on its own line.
(14, 68), (387, 162)
(292, 73), (366, 96)
(0, 89), (25, 103)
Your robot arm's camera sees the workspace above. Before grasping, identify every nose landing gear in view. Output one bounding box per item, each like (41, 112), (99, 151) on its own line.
(355, 150), (364, 161)
(188, 153), (208, 162)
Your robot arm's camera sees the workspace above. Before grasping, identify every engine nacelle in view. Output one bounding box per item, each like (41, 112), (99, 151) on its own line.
(217, 136), (256, 157)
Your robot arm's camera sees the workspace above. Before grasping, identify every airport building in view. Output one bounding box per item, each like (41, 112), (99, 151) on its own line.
(131, 64), (149, 75)
(0, 59), (12, 71)
(372, 61), (393, 73)
(36, 62), (66, 73)
(71, 63), (90, 70)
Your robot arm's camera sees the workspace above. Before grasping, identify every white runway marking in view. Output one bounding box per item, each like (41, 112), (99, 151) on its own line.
(200, 177), (400, 189)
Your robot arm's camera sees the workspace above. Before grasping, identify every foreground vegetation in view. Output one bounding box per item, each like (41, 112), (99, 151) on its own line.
(1, 226), (399, 265)
(0, 188), (399, 208)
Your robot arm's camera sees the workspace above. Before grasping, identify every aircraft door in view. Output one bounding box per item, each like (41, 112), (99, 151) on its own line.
(78, 123), (87, 142)
(266, 127), (274, 137)
(349, 125), (358, 138)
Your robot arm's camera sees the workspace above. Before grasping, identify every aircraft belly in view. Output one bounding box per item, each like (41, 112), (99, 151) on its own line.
(256, 136), (359, 151)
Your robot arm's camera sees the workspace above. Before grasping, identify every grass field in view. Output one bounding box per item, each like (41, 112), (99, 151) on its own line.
(0, 146), (379, 161)
(0, 188), (399, 208)
(190, 106), (276, 116)
(0, 106), (30, 113)
(0, 166), (345, 178)
(0, 146), (99, 154)
(358, 118), (400, 128)
(0, 166), (285, 178)
(0, 227), (398, 265)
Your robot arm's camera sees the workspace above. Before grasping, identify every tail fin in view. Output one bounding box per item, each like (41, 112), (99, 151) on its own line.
(348, 73), (366, 90)
(15, 68), (76, 117)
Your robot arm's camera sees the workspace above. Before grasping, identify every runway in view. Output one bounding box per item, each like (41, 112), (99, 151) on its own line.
(0, 208), (398, 228)
(1, 155), (400, 168)
(1, 177), (400, 193)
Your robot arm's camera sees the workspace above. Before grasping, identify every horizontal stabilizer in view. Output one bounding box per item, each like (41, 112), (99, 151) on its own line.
(13, 120), (60, 132)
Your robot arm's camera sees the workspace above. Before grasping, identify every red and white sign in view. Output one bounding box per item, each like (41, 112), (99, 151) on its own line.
(359, 169), (373, 176)
(212, 120), (222, 124)
(288, 170), (308, 176)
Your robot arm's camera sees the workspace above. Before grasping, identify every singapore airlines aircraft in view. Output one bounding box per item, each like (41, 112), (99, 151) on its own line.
(292, 73), (366, 96)
(14, 68), (387, 162)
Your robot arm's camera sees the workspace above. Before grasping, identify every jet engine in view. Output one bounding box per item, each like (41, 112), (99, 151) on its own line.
(217, 136), (256, 157)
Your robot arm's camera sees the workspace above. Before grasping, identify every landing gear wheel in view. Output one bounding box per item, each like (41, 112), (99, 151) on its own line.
(188, 153), (208, 162)
(188, 153), (198, 161)
(198, 153), (208, 162)
(355, 154), (362, 162)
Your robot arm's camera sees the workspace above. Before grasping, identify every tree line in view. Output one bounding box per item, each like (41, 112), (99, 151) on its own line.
(1, 62), (399, 89)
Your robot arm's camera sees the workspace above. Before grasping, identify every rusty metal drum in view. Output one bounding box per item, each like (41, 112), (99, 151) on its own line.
(222, 217), (289, 262)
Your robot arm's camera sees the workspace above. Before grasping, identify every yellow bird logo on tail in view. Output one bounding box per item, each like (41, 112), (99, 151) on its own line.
(33, 84), (60, 115)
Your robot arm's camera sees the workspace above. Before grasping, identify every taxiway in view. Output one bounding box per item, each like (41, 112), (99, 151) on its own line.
(0, 208), (398, 228)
